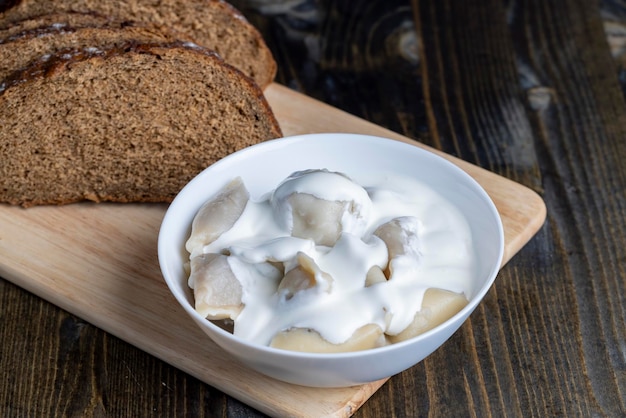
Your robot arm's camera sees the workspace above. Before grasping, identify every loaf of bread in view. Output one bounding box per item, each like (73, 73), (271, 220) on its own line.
(0, 0), (276, 88)
(0, 23), (188, 82)
(0, 42), (282, 207)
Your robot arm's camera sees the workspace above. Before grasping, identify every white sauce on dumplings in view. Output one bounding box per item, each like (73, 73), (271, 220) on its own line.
(189, 169), (475, 346)
(270, 169), (372, 240)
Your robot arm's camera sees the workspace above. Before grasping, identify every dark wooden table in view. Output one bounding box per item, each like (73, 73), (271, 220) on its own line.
(2, 0), (626, 416)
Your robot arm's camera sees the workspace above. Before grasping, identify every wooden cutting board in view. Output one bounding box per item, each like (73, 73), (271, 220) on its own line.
(0, 83), (546, 417)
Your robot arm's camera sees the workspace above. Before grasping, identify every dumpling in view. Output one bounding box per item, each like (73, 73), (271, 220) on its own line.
(278, 252), (333, 300)
(287, 193), (349, 246)
(373, 216), (421, 259)
(386, 288), (468, 343)
(364, 265), (387, 287)
(270, 323), (384, 353)
(189, 253), (243, 320)
(373, 216), (421, 277)
(185, 177), (249, 258)
(270, 169), (372, 246)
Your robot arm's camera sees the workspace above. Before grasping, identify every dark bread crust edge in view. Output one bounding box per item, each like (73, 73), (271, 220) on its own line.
(0, 39), (282, 134)
(0, 0), (20, 14)
(0, 17), (182, 45)
(0, 1), (277, 88)
(0, 40), (273, 115)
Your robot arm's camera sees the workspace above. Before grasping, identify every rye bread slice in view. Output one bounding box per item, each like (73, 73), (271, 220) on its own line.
(0, 1), (276, 88)
(0, 42), (282, 207)
(0, 11), (120, 41)
(0, 23), (190, 82)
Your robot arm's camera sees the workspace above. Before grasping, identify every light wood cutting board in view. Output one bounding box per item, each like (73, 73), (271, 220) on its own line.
(0, 83), (546, 418)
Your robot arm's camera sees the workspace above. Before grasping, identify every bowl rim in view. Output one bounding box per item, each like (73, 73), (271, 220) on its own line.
(158, 132), (505, 359)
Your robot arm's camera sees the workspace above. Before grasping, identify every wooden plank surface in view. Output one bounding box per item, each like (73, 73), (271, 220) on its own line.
(0, 83), (545, 417)
(3, 0), (626, 416)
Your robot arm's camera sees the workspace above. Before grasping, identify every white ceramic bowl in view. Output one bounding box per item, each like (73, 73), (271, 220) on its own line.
(158, 133), (504, 387)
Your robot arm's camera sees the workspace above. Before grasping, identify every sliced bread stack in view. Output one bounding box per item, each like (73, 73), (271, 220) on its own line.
(0, 0), (277, 87)
(0, 1), (282, 207)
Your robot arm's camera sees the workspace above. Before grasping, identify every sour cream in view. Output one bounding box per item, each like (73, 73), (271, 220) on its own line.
(191, 169), (475, 346)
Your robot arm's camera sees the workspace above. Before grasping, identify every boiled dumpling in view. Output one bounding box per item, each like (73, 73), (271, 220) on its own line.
(288, 193), (348, 246)
(373, 216), (421, 277)
(270, 323), (384, 353)
(386, 288), (468, 343)
(186, 177), (249, 258)
(364, 265), (387, 287)
(373, 216), (421, 259)
(270, 169), (372, 246)
(278, 252), (333, 300)
(189, 253), (243, 320)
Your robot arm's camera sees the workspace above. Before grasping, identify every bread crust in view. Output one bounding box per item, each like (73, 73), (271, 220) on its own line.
(0, 11), (120, 41)
(0, 23), (191, 82)
(0, 0), (21, 14)
(0, 1), (276, 88)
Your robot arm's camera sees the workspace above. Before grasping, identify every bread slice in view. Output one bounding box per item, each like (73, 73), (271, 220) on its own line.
(0, 1), (277, 88)
(0, 42), (282, 207)
(0, 23), (190, 82)
(0, 11), (119, 41)
(0, 11), (110, 40)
